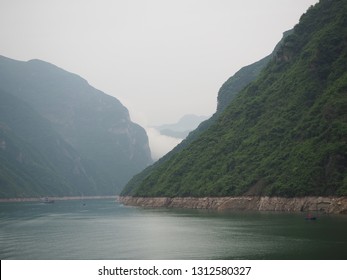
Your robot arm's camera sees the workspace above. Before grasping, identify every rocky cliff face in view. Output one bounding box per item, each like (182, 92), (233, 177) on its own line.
(0, 89), (96, 197)
(118, 196), (347, 214)
(0, 55), (152, 197)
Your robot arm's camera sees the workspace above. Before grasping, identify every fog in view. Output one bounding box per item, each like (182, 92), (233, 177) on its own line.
(0, 0), (319, 158)
(146, 127), (182, 161)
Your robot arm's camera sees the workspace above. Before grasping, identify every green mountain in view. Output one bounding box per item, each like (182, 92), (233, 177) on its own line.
(0, 56), (152, 197)
(122, 0), (347, 198)
(0, 90), (97, 197)
(121, 29), (289, 196)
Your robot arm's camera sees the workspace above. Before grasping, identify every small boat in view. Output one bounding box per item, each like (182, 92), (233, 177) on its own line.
(40, 197), (55, 204)
(305, 213), (317, 220)
(305, 216), (317, 220)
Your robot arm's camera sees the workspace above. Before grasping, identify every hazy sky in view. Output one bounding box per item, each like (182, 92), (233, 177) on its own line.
(0, 0), (318, 127)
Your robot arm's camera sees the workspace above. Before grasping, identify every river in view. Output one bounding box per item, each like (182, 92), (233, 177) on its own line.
(0, 199), (346, 259)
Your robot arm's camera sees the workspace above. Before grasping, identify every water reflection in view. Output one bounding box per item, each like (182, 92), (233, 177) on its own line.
(0, 199), (346, 259)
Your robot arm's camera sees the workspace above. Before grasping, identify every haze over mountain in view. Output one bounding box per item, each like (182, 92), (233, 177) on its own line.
(146, 114), (209, 161)
(121, 23), (292, 197)
(122, 0), (347, 198)
(121, 29), (289, 196)
(0, 1), (318, 127)
(154, 114), (209, 139)
(0, 56), (152, 197)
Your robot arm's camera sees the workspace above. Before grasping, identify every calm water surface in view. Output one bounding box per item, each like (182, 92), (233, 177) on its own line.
(0, 199), (346, 259)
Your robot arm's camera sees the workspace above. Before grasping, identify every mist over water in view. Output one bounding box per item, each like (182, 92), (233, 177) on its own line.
(1, 199), (347, 260)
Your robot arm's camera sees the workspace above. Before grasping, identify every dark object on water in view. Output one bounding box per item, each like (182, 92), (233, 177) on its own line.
(305, 213), (317, 220)
(305, 216), (317, 220)
(41, 197), (55, 204)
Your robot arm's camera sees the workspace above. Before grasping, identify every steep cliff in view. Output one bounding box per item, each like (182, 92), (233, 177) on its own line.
(0, 89), (97, 197)
(0, 56), (152, 197)
(121, 31), (289, 196)
(122, 0), (347, 198)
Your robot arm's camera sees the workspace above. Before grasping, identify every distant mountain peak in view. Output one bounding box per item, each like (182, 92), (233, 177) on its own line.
(153, 114), (210, 139)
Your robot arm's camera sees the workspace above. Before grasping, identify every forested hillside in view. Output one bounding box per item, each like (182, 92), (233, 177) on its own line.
(0, 57), (152, 197)
(0, 90), (98, 197)
(122, 0), (347, 198)
(121, 29), (290, 196)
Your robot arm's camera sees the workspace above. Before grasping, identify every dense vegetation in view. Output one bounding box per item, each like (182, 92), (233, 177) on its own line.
(121, 29), (292, 195)
(0, 57), (152, 198)
(121, 35), (279, 196)
(122, 0), (347, 197)
(0, 90), (96, 197)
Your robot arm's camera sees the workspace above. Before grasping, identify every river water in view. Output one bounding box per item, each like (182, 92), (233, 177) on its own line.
(0, 199), (346, 260)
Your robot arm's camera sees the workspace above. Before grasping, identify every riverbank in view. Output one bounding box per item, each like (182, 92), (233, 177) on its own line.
(117, 196), (347, 214)
(0, 195), (117, 203)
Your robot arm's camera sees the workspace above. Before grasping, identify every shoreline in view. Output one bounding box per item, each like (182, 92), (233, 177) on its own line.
(0, 195), (117, 203)
(117, 196), (347, 214)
